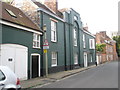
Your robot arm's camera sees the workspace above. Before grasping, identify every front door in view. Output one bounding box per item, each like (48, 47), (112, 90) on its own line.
(32, 55), (39, 78)
(84, 52), (88, 67)
(97, 55), (99, 65)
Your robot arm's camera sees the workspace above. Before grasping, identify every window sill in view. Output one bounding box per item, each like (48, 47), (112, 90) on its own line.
(51, 65), (57, 67)
(33, 47), (41, 49)
(74, 45), (77, 47)
(51, 41), (57, 43)
(89, 48), (95, 49)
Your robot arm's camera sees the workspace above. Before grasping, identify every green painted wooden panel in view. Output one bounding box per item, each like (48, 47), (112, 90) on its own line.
(2, 25), (42, 78)
(41, 13), (65, 68)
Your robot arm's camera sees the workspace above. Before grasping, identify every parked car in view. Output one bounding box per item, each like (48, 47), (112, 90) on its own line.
(0, 66), (21, 90)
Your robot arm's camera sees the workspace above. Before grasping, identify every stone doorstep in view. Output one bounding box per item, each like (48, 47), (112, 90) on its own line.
(21, 65), (96, 88)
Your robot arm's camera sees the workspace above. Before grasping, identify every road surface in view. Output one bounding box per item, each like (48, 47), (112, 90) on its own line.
(38, 61), (118, 88)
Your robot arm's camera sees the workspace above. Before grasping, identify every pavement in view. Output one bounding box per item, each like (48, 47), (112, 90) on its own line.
(20, 65), (97, 88)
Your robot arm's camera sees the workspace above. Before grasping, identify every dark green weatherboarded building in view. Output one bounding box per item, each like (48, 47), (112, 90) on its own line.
(1, 0), (96, 79)
(61, 8), (96, 70)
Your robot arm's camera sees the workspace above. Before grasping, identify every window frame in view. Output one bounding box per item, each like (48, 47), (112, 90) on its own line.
(33, 33), (40, 49)
(51, 52), (57, 67)
(51, 20), (57, 42)
(89, 39), (95, 49)
(83, 34), (86, 48)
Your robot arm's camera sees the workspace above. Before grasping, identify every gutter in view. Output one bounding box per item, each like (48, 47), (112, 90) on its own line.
(82, 29), (95, 38)
(0, 19), (43, 34)
(1, 19), (43, 33)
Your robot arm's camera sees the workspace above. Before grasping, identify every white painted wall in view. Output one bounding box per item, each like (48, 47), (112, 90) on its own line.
(0, 44), (28, 80)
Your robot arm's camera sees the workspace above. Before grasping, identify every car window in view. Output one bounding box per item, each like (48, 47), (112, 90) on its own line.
(0, 70), (5, 81)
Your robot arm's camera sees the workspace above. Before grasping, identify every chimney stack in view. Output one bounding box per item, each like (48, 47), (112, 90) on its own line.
(44, 0), (58, 13)
(83, 23), (88, 31)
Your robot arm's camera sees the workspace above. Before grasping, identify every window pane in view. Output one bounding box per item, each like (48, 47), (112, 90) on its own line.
(54, 31), (56, 41)
(52, 52), (57, 66)
(33, 41), (36, 47)
(51, 26), (54, 30)
(51, 21), (54, 27)
(51, 21), (57, 42)
(51, 31), (54, 41)
(52, 59), (56, 65)
(33, 34), (36, 40)
(74, 29), (77, 46)
(37, 42), (40, 47)
(37, 35), (39, 41)
(54, 22), (56, 30)
(74, 54), (78, 64)
(33, 33), (40, 48)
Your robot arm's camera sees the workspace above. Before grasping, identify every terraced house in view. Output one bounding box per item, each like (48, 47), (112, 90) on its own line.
(1, 0), (96, 79)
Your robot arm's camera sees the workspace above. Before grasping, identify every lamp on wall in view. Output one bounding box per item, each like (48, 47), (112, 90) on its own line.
(43, 24), (47, 32)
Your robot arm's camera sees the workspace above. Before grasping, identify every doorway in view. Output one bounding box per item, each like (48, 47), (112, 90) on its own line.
(31, 54), (40, 78)
(84, 52), (88, 67)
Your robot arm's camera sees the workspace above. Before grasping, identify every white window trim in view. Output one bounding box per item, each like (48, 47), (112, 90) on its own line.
(51, 20), (57, 42)
(74, 29), (77, 46)
(74, 53), (78, 64)
(51, 52), (57, 67)
(33, 33), (40, 49)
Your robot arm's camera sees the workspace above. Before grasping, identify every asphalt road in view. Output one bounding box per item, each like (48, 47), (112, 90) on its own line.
(39, 61), (118, 88)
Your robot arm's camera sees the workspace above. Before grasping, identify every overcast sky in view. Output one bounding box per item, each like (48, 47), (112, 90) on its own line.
(15, 0), (119, 35)
(58, 0), (119, 35)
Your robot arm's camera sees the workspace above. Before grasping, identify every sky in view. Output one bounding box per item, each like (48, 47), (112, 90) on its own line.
(58, 0), (119, 35)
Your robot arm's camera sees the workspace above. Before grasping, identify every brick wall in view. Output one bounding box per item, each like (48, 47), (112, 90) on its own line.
(96, 31), (118, 63)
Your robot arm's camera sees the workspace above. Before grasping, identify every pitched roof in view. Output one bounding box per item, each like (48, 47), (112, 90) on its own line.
(32, 0), (63, 18)
(1, 1), (41, 31)
(32, 0), (56, 15)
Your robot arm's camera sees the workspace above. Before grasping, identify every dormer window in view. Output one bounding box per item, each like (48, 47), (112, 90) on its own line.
(6, 9), (17, 18)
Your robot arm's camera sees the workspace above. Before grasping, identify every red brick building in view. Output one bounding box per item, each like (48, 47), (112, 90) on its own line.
(95, 31), (118, 64)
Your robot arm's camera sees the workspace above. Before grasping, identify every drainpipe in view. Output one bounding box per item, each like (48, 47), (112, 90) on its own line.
(39, 10), (44, 76)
